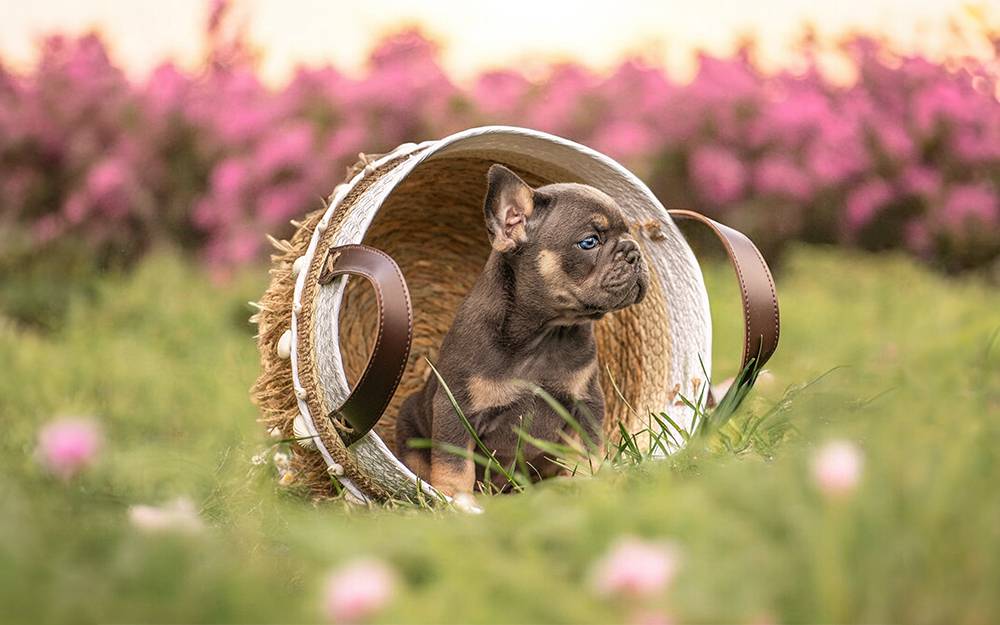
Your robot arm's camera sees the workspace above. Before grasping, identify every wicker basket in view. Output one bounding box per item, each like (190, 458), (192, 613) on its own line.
(251, 126), (778, 503)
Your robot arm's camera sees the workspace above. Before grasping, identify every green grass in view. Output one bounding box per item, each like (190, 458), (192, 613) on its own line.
(1, 246), (997, 624)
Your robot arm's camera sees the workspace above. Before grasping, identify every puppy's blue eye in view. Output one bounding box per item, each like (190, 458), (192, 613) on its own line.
(577, 235), (599, 250)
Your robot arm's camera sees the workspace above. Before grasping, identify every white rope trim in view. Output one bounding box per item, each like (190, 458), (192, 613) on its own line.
(290, 140), (430, 503)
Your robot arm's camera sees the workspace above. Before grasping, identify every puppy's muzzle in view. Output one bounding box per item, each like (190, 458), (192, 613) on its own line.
(602, 238), (649, 308)
(618, 238), (642, 266)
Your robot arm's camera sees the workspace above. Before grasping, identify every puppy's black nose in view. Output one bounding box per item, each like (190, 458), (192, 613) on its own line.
(618, 239), (640, 265)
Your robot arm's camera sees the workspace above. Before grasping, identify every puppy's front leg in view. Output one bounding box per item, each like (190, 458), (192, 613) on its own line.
(429, 395), (476, 496)
(570, 378), (607, 475)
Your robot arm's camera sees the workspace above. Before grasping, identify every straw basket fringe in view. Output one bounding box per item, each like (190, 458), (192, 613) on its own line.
(251, 204), (327, 497)
(250, 126), (715, 503)
(252, 150), (421, 500)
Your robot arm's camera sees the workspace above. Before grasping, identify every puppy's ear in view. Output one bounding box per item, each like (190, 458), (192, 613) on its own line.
(484, 164), (535, 253)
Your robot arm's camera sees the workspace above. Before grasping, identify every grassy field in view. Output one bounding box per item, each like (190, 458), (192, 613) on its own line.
(1, 246), (997, 624)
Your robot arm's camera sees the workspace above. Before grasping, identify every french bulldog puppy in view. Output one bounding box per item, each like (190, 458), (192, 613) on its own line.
(395, 164), (649, 495)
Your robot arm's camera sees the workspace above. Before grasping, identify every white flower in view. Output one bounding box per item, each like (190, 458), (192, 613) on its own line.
(128, 497), (204, 533)
(273, 451), (291, 471)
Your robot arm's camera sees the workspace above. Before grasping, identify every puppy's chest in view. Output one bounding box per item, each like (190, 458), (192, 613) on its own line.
(463, 355), (598, 420)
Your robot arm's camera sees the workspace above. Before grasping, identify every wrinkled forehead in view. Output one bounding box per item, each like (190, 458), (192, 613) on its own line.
(539, 183), (628, 231)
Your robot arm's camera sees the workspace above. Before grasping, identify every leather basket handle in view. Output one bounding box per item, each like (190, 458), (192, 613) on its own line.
(317, 244), (413, 446)
(668, 210), (780, 387)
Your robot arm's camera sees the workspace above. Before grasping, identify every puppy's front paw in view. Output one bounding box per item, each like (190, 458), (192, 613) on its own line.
(430, 459), (475, 497)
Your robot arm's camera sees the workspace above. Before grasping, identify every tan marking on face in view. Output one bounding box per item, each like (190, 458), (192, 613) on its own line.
(467, 375), (524, 412)
(402, 451), (430, 481)
(536, 250), (578, 305)
(537, 249), (563, 280)
(565, 360), (598, 399)
(592, 213), (610, 230)
(431, 449), (475, 496)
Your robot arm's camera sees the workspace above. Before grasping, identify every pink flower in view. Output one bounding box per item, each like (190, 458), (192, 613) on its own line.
(85, 156), (134, 218)
(590, 536), (681, 598)
(689, 144), (747, 205)
(600, 60), (673, 120)
(592, 120), (657, 163)
(128, 497), (204, 533)
(872, 120), (916, 162)
(940, 183), (998, 230)
(203, 229), (261, 267)
(806, 115), (869, 186)
(752, 89), (832, 147)
(913, 81), (976, 135)
(36, 417), (103, 480)
(953, 126), (1000, 163)
(324, 124), (367, 162)
(900, 166), (942, 199)
(322, 559), (398, 624)
(754, 155), (813, 202)
(812, 440), (864, 497)
(87, 157), (128, 197)
(689, 52), (759, 103)
(211, 158), (250, 200)
(258, 184), (306, 223)
(473, 70), (530, 117)
(253, 123), (314, 176)
(845, 179), (894, 231)
(144, 63), (189, 115)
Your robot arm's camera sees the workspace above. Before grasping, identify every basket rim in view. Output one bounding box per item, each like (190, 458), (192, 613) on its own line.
(285, 126), (713, 502)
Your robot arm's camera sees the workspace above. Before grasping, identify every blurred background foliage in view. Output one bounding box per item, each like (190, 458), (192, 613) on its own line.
(2, 2), (999, 622)
(0, 1), (997, 329)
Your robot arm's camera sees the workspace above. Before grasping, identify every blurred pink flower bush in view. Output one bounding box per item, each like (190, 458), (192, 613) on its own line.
(1, 2), (997, 275)
(35, 417), (103, 480)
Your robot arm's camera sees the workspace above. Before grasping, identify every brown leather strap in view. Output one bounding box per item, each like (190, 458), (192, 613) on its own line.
(668, 209), (780, 379)
(317, 244), (413, 446)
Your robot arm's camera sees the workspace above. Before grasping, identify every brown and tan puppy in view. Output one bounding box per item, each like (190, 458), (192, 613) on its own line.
(396, 164), (649, 495)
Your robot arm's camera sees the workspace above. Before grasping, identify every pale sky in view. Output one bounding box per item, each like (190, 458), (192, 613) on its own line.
(1, 0), (996, 83)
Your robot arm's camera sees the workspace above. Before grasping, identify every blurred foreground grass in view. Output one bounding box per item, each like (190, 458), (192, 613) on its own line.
(1, 246), (998, 624)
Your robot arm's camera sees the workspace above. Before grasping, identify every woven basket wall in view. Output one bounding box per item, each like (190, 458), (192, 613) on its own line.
(251, 126), (713, 503)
